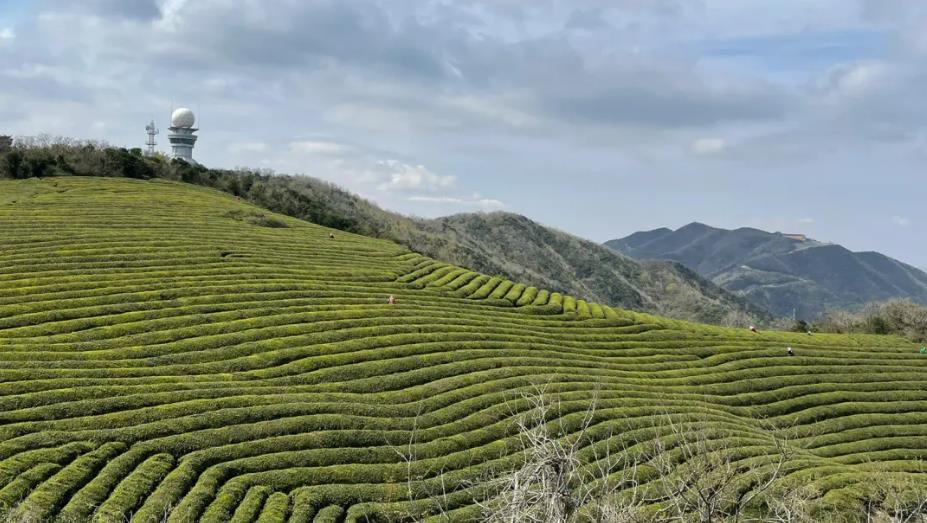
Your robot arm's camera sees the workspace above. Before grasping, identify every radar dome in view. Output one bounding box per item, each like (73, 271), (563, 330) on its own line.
(171, 107), (196, 128)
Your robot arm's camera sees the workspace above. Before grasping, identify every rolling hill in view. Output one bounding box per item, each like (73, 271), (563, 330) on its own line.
(161, 168), (769, 326)
(606, 222), (927, 319)
(0, 141), (767, 326)
(0, 177), (925, 521)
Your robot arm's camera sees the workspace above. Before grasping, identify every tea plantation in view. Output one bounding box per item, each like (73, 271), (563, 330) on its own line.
(0, 177), (925, 522)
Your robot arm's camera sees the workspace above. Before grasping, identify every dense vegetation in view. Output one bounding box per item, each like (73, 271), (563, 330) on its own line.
(0, 177), (925, 521)
(808, 299), (927, 342)
(0, 136), (766, 326)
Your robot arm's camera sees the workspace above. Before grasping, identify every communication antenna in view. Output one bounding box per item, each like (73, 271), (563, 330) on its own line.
(145, 119), (159, 156)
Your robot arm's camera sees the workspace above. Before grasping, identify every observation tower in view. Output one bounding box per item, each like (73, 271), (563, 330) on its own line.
(167, 107), (198, 163)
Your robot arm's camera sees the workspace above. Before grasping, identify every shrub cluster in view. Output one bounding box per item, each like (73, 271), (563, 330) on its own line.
(813, 299), (927, 342)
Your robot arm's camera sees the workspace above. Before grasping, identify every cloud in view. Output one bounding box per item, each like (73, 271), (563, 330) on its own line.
(892, 215), (911, 227)
(377, 160), (456, 192)
(0, 28), (14, 41)
(289, 140), (354, 156)
(284, 140), (472, 200)
(565, 8), (611, 31)
(816, 61), (887, 99)
(690, 137), (727, 155)
(805, 60), (927, 143)
(38, 0), (161, 20)
(543, 70), (787, 129)
(228, 141), (267, 153)
(408, 195), (505, 210)
(17, 0), (791, 136)
(797, 217), (815, 225)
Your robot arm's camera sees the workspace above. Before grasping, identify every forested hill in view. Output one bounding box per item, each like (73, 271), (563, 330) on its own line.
(412, 212), (769, 325)
(0, 138), (767, 325)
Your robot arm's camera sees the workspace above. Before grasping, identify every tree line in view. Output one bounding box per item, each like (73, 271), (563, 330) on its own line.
(0, 134), (386, 235)
(800, 298), (927, 342)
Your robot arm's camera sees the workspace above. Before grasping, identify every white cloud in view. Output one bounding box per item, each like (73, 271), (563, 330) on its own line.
(325, 103), (458, 132)
(892, 215), (911, 227)
(0, 28), (14, 41)
(289, 141), (353, 156)
(155, 0), (192, 31)
(797, 217), (815, 225)
(817, 61), (888, 100)
(690, 137), (727, 155)
(378, 160), (456, 192)
(408, 195), (505, 210)
(281, 142), (488, 204)
(229, 141), (267, 153)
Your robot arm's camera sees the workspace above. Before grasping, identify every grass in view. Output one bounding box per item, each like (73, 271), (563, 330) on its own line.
(0, 177), (925, 521)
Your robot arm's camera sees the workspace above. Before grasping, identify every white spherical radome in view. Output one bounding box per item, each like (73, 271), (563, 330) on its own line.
(171, 107), (196, 128)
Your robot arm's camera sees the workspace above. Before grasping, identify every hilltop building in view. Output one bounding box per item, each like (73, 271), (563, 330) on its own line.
(167, 107), (198, 164)
(782, 233), (807, 242)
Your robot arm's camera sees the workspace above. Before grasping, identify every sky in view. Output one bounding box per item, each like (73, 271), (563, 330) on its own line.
(1, 0), (925, 268)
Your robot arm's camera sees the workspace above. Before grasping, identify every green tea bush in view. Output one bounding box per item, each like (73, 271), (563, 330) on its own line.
(313, 504), (344, 523)
(531, 289), (550, 306)
(503, 283), (526, 303)
(0, 178), (924, 522)
(93, 453), (174, 522)
(230, 485), (271, 523)
(255, 491), (290, 523)
(515, 287), (538, 306)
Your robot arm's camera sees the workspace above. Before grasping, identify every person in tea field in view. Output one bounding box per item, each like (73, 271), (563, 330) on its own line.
(387, 295), (396, 305)
(787, 346), (794, 356)
(749, 325), (758, 333)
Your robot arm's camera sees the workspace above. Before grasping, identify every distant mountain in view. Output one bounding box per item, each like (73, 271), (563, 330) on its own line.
(606, 223), (927, 319)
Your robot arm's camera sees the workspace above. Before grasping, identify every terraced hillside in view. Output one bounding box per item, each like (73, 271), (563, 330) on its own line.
(0, 177), (926, 522)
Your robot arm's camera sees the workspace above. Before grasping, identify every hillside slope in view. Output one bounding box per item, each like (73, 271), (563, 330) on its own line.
(404, 213), (768, 325)
(0, 142), (767, 325)
(1, 178), (925, 521)
(606, 222), (927, 319)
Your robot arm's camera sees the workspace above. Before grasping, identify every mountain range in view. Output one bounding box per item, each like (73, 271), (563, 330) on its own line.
(606, 222), (927, 319)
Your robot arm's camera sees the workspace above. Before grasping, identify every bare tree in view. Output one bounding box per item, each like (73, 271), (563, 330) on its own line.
(867, 471), (927, 523)
(762, 483), (821, 523)
(643, 411), (794, 523)
(721, 309), (754, 329)
(403, 389), (916, 523)
(476, 386), (649, 523)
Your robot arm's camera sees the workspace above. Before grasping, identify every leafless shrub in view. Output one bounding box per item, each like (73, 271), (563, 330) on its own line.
(867, 471), (927, 523)
(475, 387), (650, 523)
(760, 482), (821, 523)
(646, 412), (793, 523)
(817, 299), (927, 342)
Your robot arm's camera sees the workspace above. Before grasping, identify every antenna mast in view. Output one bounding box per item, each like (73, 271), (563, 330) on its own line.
(145, 120), (159, 156)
